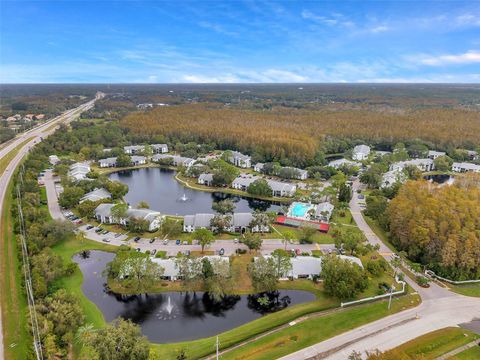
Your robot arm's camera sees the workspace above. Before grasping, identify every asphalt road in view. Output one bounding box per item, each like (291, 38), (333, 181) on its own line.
(278, 180), (480, 360)
(0, 94), (102, 360)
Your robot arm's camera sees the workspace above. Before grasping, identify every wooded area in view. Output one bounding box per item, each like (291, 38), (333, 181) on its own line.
(121, 103), (480, 166)
(387, 179), (480, 279)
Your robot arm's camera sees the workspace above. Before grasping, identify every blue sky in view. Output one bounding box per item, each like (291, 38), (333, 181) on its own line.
(1, 1), (480, 83)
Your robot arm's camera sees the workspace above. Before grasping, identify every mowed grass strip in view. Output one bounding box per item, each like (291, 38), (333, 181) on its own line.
(393, 327), (480, 359)
(217, 293), (421, 360)
(453, 345), (480, 360)
(0, 179), (30, 359)
(448, 283), (480, 298)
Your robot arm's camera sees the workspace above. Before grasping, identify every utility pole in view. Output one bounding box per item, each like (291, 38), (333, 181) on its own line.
(216, 336), (219, 360)
(388, 284), (394, 310)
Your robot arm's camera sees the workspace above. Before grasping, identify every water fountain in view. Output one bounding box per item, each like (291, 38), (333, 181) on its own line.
(156, 295), (179, 320)
(178, 193), (189, 202)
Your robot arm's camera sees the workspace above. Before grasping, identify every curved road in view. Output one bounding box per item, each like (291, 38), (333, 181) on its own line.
(0, 93), (102, 360)
(279, 180), (480, 360)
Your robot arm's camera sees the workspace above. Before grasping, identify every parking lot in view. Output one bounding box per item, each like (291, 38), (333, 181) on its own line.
(78, 224), (333, 256)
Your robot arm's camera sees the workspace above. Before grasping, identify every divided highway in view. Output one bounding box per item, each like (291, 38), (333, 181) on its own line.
(0, 93), (103, 360)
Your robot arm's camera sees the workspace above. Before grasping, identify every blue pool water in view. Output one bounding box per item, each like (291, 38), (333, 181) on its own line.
(291, 203), (311, 218)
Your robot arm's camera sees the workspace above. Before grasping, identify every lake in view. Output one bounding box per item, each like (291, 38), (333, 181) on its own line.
(108, 167), (282, 215)
(74, 250), (316, 343)
(423, 174), (454, 184)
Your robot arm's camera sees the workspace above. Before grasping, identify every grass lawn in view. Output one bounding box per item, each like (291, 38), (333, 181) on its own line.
(453, 345), (480, 359)
(0, 179), (30, 360)
(362, 214), (397, 252)
(448, 283), (480, 298)
(217, 292), (421, 360)
(392, 327), (480, 359)
(0, 136), (35, 176)
(272, 224), (334, 244)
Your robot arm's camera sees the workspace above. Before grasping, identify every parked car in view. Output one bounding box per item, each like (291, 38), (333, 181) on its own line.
(184, 250), (190, 256)
(86, 225), (94, 230)
(233, 238), (238, 244)
(295, 248), (301, 255)
(163, 239), (168, 245)
(102, 238), (110, 243)
(358, 194), (365, 199)
(101, 230), (109, 235)
(136, 248), (141, 252)
(133, 237), (140, 242)
(182, 240), (188, 245)
(219, 248), (225, 256)
(151, 249), (157, 256)
(175, 239), (181, 245)
(114, 233), (122, 238)
(95, 228), (103, 233)
(149, 237), (156, 244)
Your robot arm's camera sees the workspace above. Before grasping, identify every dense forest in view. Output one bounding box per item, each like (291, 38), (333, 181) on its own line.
(387, 178), (480, 280)
(121, 103), (480, 166)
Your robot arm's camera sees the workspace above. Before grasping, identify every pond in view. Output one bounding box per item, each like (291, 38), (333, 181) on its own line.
(74, 250), (316, 343)
(108, 167), (282, 215)
(423, 174), (454, 184)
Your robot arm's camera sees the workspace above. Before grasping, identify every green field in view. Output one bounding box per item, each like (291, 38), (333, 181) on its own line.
(453, 345), (480, 359)
(216, 293), (421, 360)
(448, 283), (480, 298)
(392, 327), (480, 359)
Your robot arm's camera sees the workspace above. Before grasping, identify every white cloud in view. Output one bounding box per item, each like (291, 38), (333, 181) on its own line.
(455, 13), (480, 27)
(301, 10), (354, 27)
(414, 50), (480, 66)
(368, 25), (390, 33)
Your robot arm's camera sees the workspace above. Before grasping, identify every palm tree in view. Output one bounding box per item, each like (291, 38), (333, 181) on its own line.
(75, 323), (95, 345)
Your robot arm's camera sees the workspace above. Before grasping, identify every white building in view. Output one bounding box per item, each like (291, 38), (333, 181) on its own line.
(79, 188), (111, 203)
(152, 154), (195, 167)
(183, 213), (216, 232)
(254, 163), (264, 172)
(99, 157), (117, 168)
(315, 202), (335, 222)
(183, 212), (270, 233)
(94, 204), (164, 231)
(381, 168), (407, 189)
(152, 256), (229, 281)
(131, 155), (147, 166)
(283, 166), (309, 180)
(389, 158), (434, 172)
(151, 144), (169, 153)
(328, 158), (361, 169)
(466, 150), (479, 161)
(451, 162), (480, 173)
(427, 150), (446, 160)
(231, 175), (260, 191)
(268, 179), (297, 197)
(124, 145), (145, 154)
(227, 151), (251, 168)
(352, 145), (371, 161)
(68, 162), (91, 181)
(197, 173), (214, 186)
(49, 155), (60, 166)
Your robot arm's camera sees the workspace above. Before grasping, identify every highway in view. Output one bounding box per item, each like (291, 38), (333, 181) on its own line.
(279, 180), (480, 360)
(0, 93), (103, 360)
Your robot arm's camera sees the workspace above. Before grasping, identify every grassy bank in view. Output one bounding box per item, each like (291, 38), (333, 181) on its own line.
(214, 292), (421, 360)
(0, 178), (30, 359)
(52, 236), (118, 328)
(448, 283), (480, 298)
(454, 346), (480, 359)
(393, 327), (480, 359)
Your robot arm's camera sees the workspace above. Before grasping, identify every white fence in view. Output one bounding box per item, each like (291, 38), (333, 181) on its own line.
(425, 270), (480, 285)
(340, 276), (406, 308)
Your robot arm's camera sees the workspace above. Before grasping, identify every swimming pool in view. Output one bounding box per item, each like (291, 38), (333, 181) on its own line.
(290, 202), (312, 218)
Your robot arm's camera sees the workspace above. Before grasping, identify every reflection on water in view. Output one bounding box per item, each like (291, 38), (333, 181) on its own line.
(74, 250), (316, 343)
(108, 167), (282, 215)
(423, 174), (454, 184)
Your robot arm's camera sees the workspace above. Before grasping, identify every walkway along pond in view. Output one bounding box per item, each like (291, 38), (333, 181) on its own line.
(74, 250), (316, 343)
(108, 167), (282, 215)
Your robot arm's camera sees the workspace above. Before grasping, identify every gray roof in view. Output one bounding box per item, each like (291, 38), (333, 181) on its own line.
(198, 173), (214, 182)
(80, 188), (111, 203)
(232, 175), (260, 187)
(94, 203), (115, 217)
(231, 151), (250, 161)
(452, 162), (480, 171)
(184, 213), (216, 228)
(124, 145), (145, 152)
(233, 213), (253, 227)
(353, 144), (371, 155)
(152, 258), (178, 278)
(94, 204), (161, 223)
(99, 157), (117, 165)
(284, 166), (308, 177)
(267, 179), (296, 193)
(291, 256), (322, 277)
(428, 150), (446, 157)
(254, 163), (265, 170)
(328, 158), (360, 168)
(151, 143), (168, 150)
(152, 154), (194, 166)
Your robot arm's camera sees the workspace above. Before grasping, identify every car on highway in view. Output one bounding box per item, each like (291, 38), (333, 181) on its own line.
(149, 237), (156, 244)
(175, 239), (181, 245)
(133, 237), (140, 242)
(219, 248), (225, 256)
(102, 238), (110, 243)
